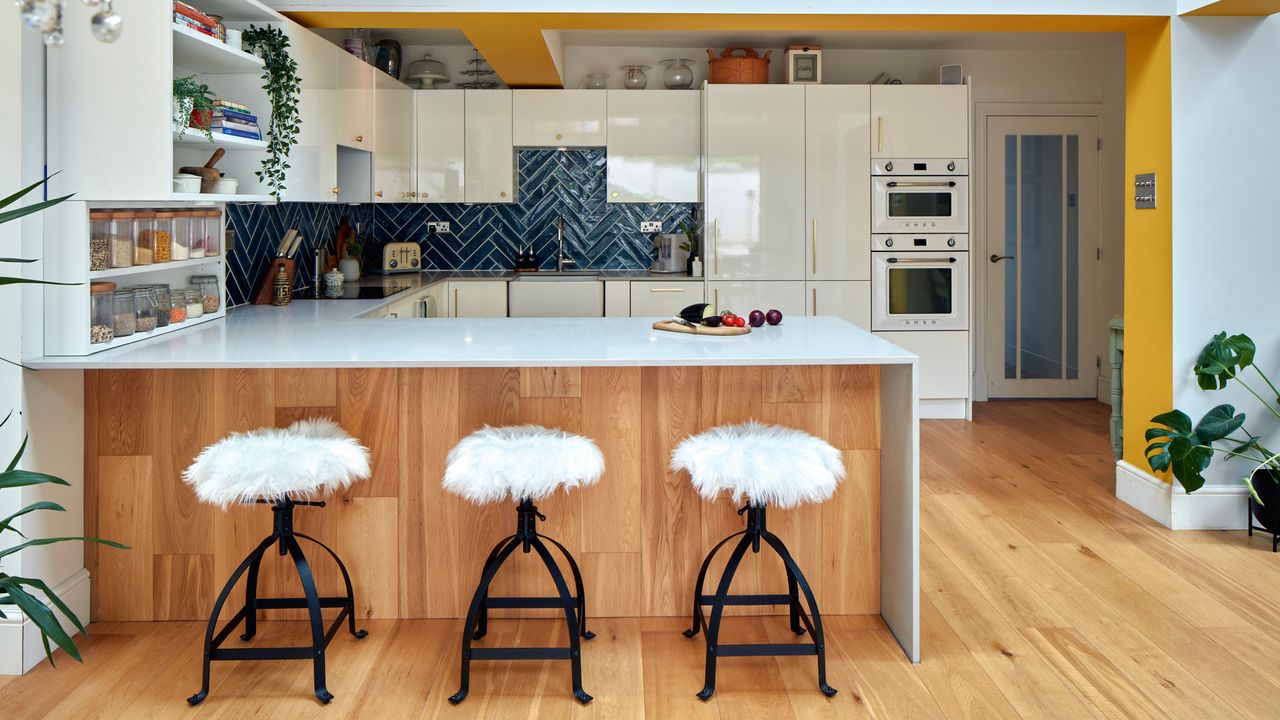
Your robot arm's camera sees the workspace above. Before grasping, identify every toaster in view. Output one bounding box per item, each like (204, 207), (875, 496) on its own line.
(378, 242), (421, 274)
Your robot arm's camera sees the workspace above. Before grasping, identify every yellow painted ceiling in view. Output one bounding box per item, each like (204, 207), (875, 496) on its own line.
(283, 12), (1160, 88)
(1182, 0), (1280, 15)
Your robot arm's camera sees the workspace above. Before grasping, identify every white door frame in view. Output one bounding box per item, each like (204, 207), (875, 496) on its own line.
(972, 103), (1104, 402)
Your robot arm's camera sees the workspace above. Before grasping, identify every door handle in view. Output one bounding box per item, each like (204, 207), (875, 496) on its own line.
(649, 288), (685, 293)
(877, 116), (883, 153)
(990, 254), (1015, 263)
(812, 287), (817, 315)
(453, 288), (459, 317)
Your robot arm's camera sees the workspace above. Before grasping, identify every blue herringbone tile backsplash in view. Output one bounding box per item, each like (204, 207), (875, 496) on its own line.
(225, 148), (698, 307)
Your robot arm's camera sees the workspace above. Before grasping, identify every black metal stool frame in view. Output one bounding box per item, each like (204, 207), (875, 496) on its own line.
(187, 498), (368, 706)
(449, 499), (595, 706)
(683, 503), (836, 701)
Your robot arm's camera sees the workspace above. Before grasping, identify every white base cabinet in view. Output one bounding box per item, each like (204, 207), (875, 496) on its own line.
(513, 90), (607, 147)
(808, 281), (871, 331)
(604, 281), (631, 317)
(607, 91), (700, 203)
(876, 330), (970, 411)
(629, 281), (705, 318)
(709, 281), (806, 319)
(448, 281), (508, 318)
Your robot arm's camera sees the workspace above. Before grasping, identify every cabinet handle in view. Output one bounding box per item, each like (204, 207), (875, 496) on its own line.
(812, 287), (817, 315)
(353, 135), (363, 143)
(713, 219), (719, 275)
(811, 219), (817, 276)
(555, 132), (563, 140)
(500, 191), (507, 199)
(713, 288), (718, 313)
(649, 288), (685, 293)
(420, 191), (429, 199)
(375, 191), (383, 198)
(611, 191), (618, 198)
(877, 117), (883, 152)
(453, 288), (459, 317)
(331, 186), (340, 195)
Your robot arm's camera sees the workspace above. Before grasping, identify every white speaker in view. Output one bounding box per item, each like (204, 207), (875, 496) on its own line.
(940, 64), (963, 85)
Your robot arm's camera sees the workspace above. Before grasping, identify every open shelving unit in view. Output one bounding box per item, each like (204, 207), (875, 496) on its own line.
(174, 127), (267, 149)
(172, 23), (264, 74)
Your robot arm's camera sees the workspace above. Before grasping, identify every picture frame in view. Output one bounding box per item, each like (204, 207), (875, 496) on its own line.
(786, 44), (822, 84)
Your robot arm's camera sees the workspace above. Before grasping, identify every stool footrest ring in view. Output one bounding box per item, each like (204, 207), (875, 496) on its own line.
(698, 593), (792, 606)
(484, 596), (580, 610)
(716, 642), (818, 658)
(470, 647), (573, 661)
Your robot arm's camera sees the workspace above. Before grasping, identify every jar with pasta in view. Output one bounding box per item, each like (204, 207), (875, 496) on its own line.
(133, 210), (155, 265)
(151, 211), (174, 263)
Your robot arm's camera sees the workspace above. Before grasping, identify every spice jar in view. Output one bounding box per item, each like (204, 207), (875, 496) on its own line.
(89, 210), (111, 271)
(112, 288), (137, 337)
(133, 210), (155, 265)
(170, 291), (188, 324)
(190, 274), (220, 314)
(134, 285), (160, 332)
(108, 211), (134, 268)
(183, 288), (205, 319)
(171, 211), (192, 261)
(152, 211), (174, 263)
(150, 284), (172, 328)
(90, 281), (115, 344)
(203, 210), (222, 256)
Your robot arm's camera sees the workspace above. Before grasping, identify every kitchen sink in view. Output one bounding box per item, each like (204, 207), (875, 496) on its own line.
(508, 275), (603, 317)
(511, 272), (600, 281)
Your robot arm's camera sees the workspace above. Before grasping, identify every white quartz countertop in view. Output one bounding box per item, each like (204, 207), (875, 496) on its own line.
(28, 276), (917, 369)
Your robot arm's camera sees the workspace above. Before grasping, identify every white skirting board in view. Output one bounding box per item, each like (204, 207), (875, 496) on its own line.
(1115, 460), (1250, 530)
(0, 569), (90, 675)
(920, 398), (968, 420)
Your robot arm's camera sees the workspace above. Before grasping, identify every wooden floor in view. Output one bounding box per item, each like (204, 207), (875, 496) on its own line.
(5, 400), (1280, 719)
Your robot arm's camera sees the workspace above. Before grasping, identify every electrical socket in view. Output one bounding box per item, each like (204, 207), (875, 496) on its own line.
(640, 221), (663, 233)
(427, 221), (451, 234)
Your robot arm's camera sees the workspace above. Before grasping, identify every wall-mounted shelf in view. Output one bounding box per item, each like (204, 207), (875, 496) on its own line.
(171, 192), (274, 203)
(172, 24), (264, 74)
(174, 127), (266, 149)
(89, 256), (224, 281)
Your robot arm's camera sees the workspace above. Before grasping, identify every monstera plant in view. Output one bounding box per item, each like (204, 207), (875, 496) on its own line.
(1, 178), (126, 665)
(1146, 332), (1280, 532)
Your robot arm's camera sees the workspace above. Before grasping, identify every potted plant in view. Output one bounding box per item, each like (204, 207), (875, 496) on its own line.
(173, 74), (215, 142)
(1146, 332), (1280, 541)
(1, 178), (127, 664)
(678, 220), (700, 276)
(341, 232), (363, 282)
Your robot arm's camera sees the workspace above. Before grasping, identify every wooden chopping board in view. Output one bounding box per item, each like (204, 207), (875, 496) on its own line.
(652, 320), (751, 336)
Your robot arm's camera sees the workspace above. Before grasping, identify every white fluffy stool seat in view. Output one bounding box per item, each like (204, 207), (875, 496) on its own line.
(671, 421), (845, 508)
(444, 425), (604, 504)
(183, 418), (371, 507)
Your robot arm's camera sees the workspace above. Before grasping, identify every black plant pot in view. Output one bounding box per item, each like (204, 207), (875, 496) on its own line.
(1249, 468), (1280, 534)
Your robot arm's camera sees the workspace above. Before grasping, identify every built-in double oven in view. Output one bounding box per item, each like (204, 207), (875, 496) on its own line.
(871, 159), (970, 331)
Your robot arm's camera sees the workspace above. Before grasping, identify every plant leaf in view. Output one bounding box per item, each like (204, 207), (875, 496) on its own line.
(1168, 436), (1211, 493)
(0, 536), (128, 560)
(0, 580), (80, 664)
(1194, 404), (1246, 444)
(1150, 410), (1193, 436)
(0, 194), (75, 227)
(7, 576), (89, 638)
(6, 434), (25, 471)
(1194, 332), (1257, 390)
(0, 176), (51, 211)
(0, 469), (70, 490)
(0, 501), (66, 537)
(0, 277), (79, 287)
(0, 257), (37, 264)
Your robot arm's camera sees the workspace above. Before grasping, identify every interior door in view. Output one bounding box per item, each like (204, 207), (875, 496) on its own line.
(985, 116), (1098, 398)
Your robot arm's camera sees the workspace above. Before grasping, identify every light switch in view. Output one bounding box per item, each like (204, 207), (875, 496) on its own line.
(1134, 173), (1157, 210)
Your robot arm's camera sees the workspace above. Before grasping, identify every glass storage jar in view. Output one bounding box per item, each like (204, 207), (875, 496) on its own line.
(133, 285), (160, 332)
(132, 210), (155, 265)
(190, 213), (207, 259)
(203, 210), (222, 256)
(150, 284), (172, 328)
(112, 288), (136, 337)
(89, 210), (111, 271)
(108, 211), (134, 268)
(152, 211), (175, 263)
(171, 210), (192, 260)
(183, 288), (204, 319)
(89, 281), (115, 344)
(190, 274), (220, 314)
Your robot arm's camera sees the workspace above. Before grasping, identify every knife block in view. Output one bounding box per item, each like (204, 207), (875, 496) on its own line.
(252, 258), (296, 305)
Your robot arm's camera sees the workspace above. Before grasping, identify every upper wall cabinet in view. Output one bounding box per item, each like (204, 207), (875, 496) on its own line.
(373, 71), (415, 202)
(606, 90), (700, 204)
(806, 85), (871, 281)
(335, 52), (375, 152)
(416, 90), (465, 203)
(705, 85), (806, 281)
(871, 85), (969, 159)
(465, 90), (516, 204)
(513, 90), (607, 147)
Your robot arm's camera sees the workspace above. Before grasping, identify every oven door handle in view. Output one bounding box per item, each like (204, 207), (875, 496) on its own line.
(886, 257), (958, 264)
(885, 181), (957, 188)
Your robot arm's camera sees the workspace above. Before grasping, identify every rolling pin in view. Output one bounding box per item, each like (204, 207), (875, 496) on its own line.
(179, 148), (226, 194)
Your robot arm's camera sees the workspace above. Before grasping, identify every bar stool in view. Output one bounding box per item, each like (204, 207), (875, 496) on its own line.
(182, 418), (372, 706)
(443, 424), (605, 705)
(671, 421), (845, 701)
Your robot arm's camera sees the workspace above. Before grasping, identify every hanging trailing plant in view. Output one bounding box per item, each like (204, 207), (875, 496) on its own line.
(242, 25), (302, 199)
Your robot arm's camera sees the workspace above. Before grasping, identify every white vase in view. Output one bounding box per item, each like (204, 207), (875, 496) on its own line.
(339, 256), (361, 282)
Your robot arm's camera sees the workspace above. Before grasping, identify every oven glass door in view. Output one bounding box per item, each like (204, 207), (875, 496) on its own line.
(888, 190), (954, 220)
(873, 253), (970, 330)
(873, 177), (969, 233)
(889, 265), (954, 315)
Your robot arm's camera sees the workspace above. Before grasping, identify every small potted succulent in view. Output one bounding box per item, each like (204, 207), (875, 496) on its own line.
(1146, 332), (1280, 539)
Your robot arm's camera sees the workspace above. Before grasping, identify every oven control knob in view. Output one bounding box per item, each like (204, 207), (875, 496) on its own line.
(884, 238), (894, 248)
(389, 259), (398, 269)
(947, 161), (956, 172)
(947, 237), (956, 247)
(885, 161), (894, 172)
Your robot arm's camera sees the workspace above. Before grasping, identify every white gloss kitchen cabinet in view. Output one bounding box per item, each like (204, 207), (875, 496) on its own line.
(449, 281), (509, 318)
(877, 331), (969, 418)
(513, 90), (607, 147)
(870, 85), (969, 159)
(806, 85), (871, 281)
(373, 70), (415, 202)
(809, 281), (872, 331)
(465, 90), (516, 204)
(709, 281), (806, 319)
(416, 90), (465, 203)
(607, 91), (700, 203)
(335, 54), (375, 152)
(705, 85), (806, 281)
(629, 281), (705, 317)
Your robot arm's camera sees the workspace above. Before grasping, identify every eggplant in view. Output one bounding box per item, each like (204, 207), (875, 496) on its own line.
(678, 303), (714, 324)
(701, 316), (723, 328)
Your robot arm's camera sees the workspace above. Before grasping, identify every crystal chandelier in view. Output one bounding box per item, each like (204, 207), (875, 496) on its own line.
(17, 0), (122, 47)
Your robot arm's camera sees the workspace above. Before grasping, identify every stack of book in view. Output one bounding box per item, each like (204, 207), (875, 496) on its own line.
(211, 100), (262, 141)
(173, 2), (220, 40)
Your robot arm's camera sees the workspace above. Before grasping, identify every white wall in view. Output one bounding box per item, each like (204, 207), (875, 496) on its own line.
(1171, 16), (1280, 488)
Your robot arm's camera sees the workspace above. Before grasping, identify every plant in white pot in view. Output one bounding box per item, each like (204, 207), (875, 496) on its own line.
(1146, 332), (1280, 548)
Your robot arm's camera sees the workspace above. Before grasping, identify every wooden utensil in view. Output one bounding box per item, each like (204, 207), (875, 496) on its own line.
(178, 148), (226, 193)
(652, 320), (751, 336)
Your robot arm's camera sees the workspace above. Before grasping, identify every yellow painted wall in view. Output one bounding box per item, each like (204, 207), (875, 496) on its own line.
(1122, 18), (1173, 474)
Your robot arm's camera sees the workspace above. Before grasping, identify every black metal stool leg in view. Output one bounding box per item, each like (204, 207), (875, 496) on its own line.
(239, 550), (264, 642)
(449, 535), (522, 705)
(697, 533), (753, 702)
(786, 566), (806, 636)
(541, 534), (596, 640)
(295, 532), (370, 640)
(283, 535), (333, 704)
(187, 534), (276, 706)
(469, 534), (515, 641)
(763, 531), (836, 697)
(529, 536), (593, 705)
(683, 530), (747, 639)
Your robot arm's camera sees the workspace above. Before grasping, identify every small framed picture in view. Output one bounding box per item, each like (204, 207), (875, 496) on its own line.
(786, 45), (822, 84)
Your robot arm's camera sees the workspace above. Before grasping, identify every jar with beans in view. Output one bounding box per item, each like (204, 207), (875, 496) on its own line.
(183, 288), (204, 319)
(134, 285), (160, 332)
(108, 211), (134, 268)
(89, 210), (111, 271)
(190, 274), (220, 314)
(112, 288), (136, 337)
(90, 281), (115, 344)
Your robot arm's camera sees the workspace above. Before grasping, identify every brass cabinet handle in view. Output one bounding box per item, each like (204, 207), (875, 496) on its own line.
(811, 219), (817, 276)
(500, 191), (508, 199)
(420, 191), (429, 199)
(353, 135), (364, 143)
(713, 288), (718, 313)
(877, 117), (883, 152)
(375, 191), (383, 198)
(812, 287), (817, 315)
(453, 288), (459, 317)
(555, 132), (563, 140)
(713, 219), (719, 275)
(649, 288), (685, 293)
(331, 186), (340, 194)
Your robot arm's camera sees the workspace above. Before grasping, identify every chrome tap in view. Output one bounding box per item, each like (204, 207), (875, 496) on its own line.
(556, 216), (575, 272)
